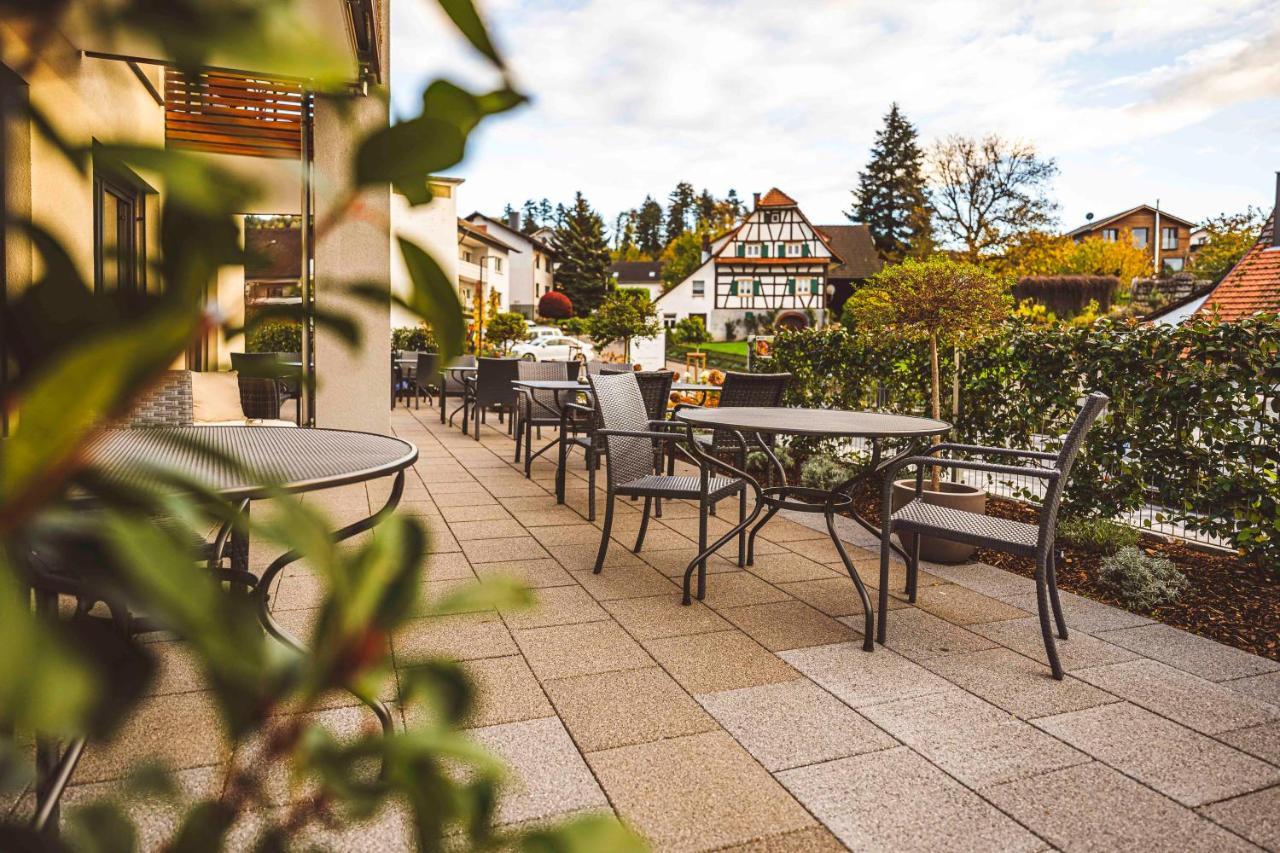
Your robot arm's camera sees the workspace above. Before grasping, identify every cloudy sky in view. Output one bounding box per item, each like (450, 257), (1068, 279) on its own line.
(391, 0), (1280, 234)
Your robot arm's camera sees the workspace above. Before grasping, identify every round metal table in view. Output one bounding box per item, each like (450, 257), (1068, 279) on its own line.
(674, 407), (950, 651)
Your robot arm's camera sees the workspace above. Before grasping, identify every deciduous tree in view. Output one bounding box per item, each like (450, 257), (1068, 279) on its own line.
(588, 289), (660, 361)
(1189, 207), (1267, 282)
(660, 230), (706, 289)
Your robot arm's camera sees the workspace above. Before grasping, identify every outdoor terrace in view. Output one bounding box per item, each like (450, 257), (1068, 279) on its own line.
(16, 405), (1280, 851)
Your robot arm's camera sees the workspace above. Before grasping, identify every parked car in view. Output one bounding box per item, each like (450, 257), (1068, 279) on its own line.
(525, 324), (561, 341)
(511, 335), (595, 362)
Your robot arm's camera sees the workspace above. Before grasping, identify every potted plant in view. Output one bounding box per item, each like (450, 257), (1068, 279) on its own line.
(844, 257), (1010, 561)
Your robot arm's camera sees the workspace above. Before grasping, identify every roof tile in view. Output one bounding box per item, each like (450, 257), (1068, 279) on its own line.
(1196, 213), (1280, 321)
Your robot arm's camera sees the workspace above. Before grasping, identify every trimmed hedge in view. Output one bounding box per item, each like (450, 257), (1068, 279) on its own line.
(1013, 276), (1118, 317)
(759, 316), (1280, 563)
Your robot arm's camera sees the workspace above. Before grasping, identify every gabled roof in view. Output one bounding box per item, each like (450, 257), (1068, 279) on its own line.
(464, 211), (558, 256)
(815, 224), (883, 279)
(757, 187), (797, 207)
(457, 218), (521, 253)
(609, 261), (663, 284)
(1195, 213), (1280, 321)
(1066, 205), (1198, 238)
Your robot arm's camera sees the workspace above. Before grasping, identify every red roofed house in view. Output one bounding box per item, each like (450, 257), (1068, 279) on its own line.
(653, 188), (841, 338)
(1195, 176), (1280, 321)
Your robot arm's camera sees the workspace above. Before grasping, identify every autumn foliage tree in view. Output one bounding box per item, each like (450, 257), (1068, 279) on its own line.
(1000, 230), (1151, 283)
(537, 290), (573, 319)
(1189, 207), (1267, 282)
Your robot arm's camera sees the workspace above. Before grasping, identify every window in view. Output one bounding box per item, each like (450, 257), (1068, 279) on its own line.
(94, 163), (150, 295)
(663, 313), (677, 329)
(786, 243), (800, 257)
(1162, 227), (1178, 250)
(692, 280), (705, 297)
(746, 244), (760, 258)
(535, 254), (541, 270)
(1131, 228), (1148, 249)
(492, 256), (503, 272)
(766, 212), (781, 223)
(1163, 257), (1184, 272)
(1101, 228), (1118, 242)
(463, 250), (473, 263)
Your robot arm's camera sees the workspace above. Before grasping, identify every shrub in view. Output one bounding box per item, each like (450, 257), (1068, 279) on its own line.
(673, 316), (710, 348)
(538, 290), (574, 319)
(558, 316), (589, 337)
(588, 290), (660, 360)
(392, 324), (437, 352)
(746, 444), (794, 478)
(1013, 276), (1118, 318)
(799, 455), (855, 491)
(1098, 546), (1188, 610)
(247, 319), (302, 353)
(486, 311), (530, 352)
(1058, 516), (1139, 555)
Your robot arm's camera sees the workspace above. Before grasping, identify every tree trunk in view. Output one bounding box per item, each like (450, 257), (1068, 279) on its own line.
(930, 332), (941, 492)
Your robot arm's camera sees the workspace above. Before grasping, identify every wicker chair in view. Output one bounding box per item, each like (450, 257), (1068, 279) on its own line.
(559, 371), (674, 520)
(438, 354), (477, 425)
(585, 361), (632, 377)
(124, 370), (281, 425)
(463, 357), (520, 439)
(588, 372), (746, 581)
(878, 392), (1109, 680)
(514, 359), (572, 474)
(412, 352), (439, 410)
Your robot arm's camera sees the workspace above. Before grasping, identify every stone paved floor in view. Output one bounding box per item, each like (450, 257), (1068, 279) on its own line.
(13, 405), (1280, 851)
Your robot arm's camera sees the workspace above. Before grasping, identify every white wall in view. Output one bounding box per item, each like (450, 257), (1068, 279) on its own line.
(391, 180), (459, 329)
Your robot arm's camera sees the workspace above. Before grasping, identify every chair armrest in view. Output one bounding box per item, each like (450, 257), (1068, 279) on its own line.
(671, 402), (706, 416)
(882, 455), (1060, 483)
(927, 443), (1057, 462)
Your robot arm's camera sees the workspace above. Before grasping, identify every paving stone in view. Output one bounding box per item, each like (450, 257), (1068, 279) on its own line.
(697, 679), (896, 771)
(499, 584), (609, 630)
(527, 523), (610, 546)
(438, 503), (515, 523)
(973, 617), (1139, 672)
(420, 550), (476, 580)
(1225, 671), (1280, 706)
(546, 542), (646, 571)
(752, 518), (831, 543)
(720, 600), (860, 651)
(777, 576), (906, 618)
(568, 563), (681, 601)
(469, 717), (608, 825)
(911, 583), (1028, 625)
(144, 641), (207, 696)
(586, 730), (815, 852)
(600, 594), (732, 640)
(514, 621), (653, 680)
(867, 608), (997, 662)
(1035, 702), (1280, 807)
(545, 667), (716, 751)
(713, 826), (848, 852)
(74, 692), (229, 783)
(1073, 658), (1279, 735)
(461, 536), (551, 564)
(506, 504), (589, 527)
(777, 747), (1041, 852)
(922, 560), (1038, 598)
(700, 571), (793, 610)
(920, 647), (1117, 719)
(985, 761), (1258, 853)
(859, 688), (1088, 788)
(643, 630), (799, 693)
(428, 490), (502, 508)
(448, 518), (530, 541)
(470, 558), (575, 589)
(1201, 785), (1280, 851)
(745, 551), (843, 584)
(1095, 623), (1280, 682)
(440, 656), (550, 728)
(779, 642), (952, 709)
(393, 613), (516, 663)
(1000, 587), (1152, 633)
(638, 547), (738, 577)
(1220, 722), (1280, 765)
(58, 765), (222, 850)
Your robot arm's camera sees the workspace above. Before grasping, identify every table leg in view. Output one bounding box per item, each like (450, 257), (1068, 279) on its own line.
(253, 471), (406, 737)
(679, 428), (763, 605)
(745, 433), (789, 565)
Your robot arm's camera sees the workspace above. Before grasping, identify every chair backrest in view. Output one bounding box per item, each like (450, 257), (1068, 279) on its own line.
(1041, 392), (1109, 538)
(586, 360), (631, 376)
(474, 357), (520, 408)
(126, 370), (193, 427)
(415, 352), (439, 386)
(634, 370), (675, 421)
(547, 359), (582, 381)
(711, 371), (791, 450)
(230, 351), (280, 379)
(589, 372), (657, 487)
(440, 354), (477, 390)
(279, 352), (302, 394)
(518, 359), (571, 416)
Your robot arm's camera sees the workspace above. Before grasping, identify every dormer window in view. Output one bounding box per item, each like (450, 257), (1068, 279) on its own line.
(746, 244), (761, 258)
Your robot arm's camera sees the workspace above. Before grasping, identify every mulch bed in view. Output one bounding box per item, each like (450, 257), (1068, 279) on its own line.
(843, 486), (1280, 662)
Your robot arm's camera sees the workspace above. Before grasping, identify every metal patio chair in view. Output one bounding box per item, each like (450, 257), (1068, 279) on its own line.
(878, 392), (1109, 680)
(439, 354), (476, 425)
(463, 357), (520, 440)
(514, 359), (572, 473)
(412, 351), (438, 409)
(588, 372), (745, 580)
(560, 370), (674, 520)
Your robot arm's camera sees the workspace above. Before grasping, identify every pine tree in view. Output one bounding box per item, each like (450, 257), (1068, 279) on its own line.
(850, 103), (932, 263)
(665, 181), (696, 244)
(555, 192), (613, 315)
(695, 189), (717, 229)
(725, 189), (743, 220)
(635, 196), (664, 258)
(520, 199), (539, 232)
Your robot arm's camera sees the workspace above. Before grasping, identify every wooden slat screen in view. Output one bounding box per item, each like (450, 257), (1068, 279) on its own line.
(165, 70), (304, 159)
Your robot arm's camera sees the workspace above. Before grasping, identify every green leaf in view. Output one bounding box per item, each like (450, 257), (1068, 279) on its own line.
(395, 237), (466, 361)
(431, 576), (534, 617)
(517, 813), (648, 853)
(437, 0), (506, 69)
(356, 116), (465, 204)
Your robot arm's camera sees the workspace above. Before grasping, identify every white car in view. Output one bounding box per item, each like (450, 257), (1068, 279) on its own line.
(511, 335), (596, 362)
(525, 324), (561, 340)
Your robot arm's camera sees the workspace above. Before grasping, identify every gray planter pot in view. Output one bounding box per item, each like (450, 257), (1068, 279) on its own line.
(891, 479), (986, 564)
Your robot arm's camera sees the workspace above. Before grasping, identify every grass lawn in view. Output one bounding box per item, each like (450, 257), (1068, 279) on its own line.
(694, 340), (748, 356)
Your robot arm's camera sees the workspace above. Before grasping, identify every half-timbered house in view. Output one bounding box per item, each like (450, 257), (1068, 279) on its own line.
(653, 188), (841, 338)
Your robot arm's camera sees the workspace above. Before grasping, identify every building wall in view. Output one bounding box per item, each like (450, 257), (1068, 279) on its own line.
(391, 179), (459, 329)
(470, 217), (533, 311)
(1074, 210), (1193, 271)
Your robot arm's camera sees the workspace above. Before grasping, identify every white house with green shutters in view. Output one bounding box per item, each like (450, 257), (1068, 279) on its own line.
(652, 188), (841, 339)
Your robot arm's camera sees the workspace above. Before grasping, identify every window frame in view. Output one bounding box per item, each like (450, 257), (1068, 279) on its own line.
(1162, 227), (1179, 251)
(691, 279), (705, 297)
(92, 161), (150, 296)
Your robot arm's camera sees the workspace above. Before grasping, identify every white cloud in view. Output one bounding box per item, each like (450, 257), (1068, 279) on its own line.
(391, 0), (1280, 227)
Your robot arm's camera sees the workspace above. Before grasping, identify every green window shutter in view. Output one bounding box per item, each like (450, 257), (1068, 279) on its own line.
(786, 277), (795, 294)
(753, 279), (763, 296)
(730, 280), (739, 296)
(777, 243), (785, 256)
(761, 243), (770, 258)
(736, 243), (745, 257)
(802, 243), (811, 257)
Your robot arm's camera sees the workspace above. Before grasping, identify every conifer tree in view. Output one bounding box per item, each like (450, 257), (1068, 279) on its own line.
(850, 103), (932, 263)
(665, 181), (697, 243)
(555, 192), (613, 315)
(635, 196), (665, 258)
(695, 189), (717, 229)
